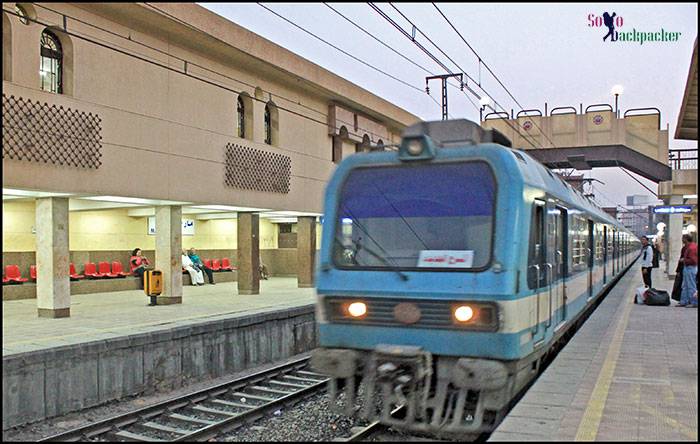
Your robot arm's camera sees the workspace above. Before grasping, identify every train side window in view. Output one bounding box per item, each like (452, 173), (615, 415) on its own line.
(528, 201), (546, 289)
(571, 215), (587, 272)
(596, 225), (604, 264)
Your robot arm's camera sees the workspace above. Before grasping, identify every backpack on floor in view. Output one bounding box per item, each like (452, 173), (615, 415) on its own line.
(644, 288), (670, 306)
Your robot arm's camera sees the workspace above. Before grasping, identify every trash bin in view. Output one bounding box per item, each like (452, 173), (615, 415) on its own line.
(144, 269), (163, 306)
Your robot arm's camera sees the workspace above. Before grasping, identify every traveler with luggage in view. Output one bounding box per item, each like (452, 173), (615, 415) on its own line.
(130, 248), (150, 290)
(677, 234), (698, 308)
(640, 236), (654, 288)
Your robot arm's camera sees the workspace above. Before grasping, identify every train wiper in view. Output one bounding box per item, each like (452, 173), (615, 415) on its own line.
(334, 236), (409, 281)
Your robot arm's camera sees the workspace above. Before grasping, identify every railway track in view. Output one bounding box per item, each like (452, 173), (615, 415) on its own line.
(39, 356), (328, 442)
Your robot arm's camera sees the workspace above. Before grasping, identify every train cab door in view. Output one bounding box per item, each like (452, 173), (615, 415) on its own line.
(603, 226), (608, 284)
(529, 199), (548, 346)
(548, 205), (568, 330)
(587, 220), (594, 301)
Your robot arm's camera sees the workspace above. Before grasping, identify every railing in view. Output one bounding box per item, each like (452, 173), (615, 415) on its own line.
(669, 148), (698, 170)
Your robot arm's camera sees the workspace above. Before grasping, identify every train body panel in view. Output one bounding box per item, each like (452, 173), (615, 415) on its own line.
(311, 119), (640, 434)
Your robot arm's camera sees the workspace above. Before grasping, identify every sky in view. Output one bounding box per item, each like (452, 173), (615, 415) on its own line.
(200, 2), (698, 208)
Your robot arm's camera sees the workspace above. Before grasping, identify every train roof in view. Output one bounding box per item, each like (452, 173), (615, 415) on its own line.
(401, 119), (626, 231)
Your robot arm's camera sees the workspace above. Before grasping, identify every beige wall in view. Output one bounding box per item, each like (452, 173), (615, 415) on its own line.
(2, 201), (327, 252)
(2, 3), (418, 215)
(2, 200), (36, 252)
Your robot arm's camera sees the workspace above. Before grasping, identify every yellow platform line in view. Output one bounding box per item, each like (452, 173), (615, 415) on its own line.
(639, 402), (697, 441)
(575, 291), (635, 441)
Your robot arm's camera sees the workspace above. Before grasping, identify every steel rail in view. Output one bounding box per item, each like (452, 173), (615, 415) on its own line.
(39, 356), (327, 442)
(336, 405), (405, 442)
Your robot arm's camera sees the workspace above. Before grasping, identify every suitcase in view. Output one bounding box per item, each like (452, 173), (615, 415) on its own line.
(644, 288), (670, 306)
(144, 269), (163, 296)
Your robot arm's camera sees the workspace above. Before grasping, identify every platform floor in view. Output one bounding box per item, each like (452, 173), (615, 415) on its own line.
(490, 263), (698, 441)
(2, 278), (315, 357)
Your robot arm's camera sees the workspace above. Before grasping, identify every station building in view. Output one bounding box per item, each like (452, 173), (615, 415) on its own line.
(2, 3), (420, 316)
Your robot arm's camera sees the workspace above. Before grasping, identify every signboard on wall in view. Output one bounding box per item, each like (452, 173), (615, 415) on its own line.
(653, 205), (693, 214)
(148, 217), (196, 235)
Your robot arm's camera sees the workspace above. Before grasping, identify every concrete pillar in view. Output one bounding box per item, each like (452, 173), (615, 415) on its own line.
(155, 205), (182, 304)
(666, 195), (684, 279)
(35, 197), (70, 318)
(237, 212), (260, 295)
(297, 216), (317, 288)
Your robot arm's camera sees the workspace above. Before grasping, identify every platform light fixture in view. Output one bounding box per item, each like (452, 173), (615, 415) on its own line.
(611, 84), (624, 117)
(479, 96), (493, 121)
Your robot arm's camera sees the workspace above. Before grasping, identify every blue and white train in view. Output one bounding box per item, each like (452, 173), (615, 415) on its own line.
(311, 119), (639, 435)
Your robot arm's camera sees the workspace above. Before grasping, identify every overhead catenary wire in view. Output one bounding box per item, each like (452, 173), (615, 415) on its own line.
(1, 7), (406, 172)
(322, 2), (468, 118)
(371, 3), (539, 147)
(430, 2), (562, 151)
(14, 3), (417, 144)
(142, 2), (437, 126)
(368, 3), (542, 149)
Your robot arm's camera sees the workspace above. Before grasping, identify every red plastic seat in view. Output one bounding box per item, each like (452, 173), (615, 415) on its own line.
(111, 261), (131, 277)
(98, 261), (120, 278)
(69, 263), (84, 280)
(84, 262), (107, 279)
(220, 257), (234, 271)
(203, 259), (212, 268)
(211, 259), (222, 272)
(30, 265), (37, 281)
(4, 265), (29, 283)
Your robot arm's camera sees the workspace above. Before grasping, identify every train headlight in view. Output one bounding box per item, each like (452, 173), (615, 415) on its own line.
(398, 135), (436, 161)
(406, 140), (423, 156)
(347, 302), (367, 318)
(453, 305), (475, 322)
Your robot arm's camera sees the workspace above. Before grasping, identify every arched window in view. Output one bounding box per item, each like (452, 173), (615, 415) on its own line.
(237, 96), (245, 138)
(15, 4), (29, 24)
(264, 101), (278, 145)
(40, 29), (62, 93)
(264, 104), (272, 144)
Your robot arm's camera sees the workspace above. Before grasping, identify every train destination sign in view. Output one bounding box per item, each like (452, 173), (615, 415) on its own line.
(653, 205), (694, 214)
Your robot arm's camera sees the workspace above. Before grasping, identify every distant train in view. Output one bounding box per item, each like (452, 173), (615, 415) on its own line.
(311, 119), (640, 435)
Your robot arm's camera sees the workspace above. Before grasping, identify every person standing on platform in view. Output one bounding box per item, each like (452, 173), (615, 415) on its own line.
(182, 250), (205, 286)
(188, 248), (215, 285)
(677, 234), (698, 308)
(640, 236), (654, 289)
(130, 248), (150, 290)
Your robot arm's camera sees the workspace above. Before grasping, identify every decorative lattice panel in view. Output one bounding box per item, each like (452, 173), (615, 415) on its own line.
(2, 94), (102, 169)
(224, 143), (291, 193)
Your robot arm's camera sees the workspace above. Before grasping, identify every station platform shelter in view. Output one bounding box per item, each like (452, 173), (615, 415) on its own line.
(490, 263), (698, 441)
(2, 2), (419, 318)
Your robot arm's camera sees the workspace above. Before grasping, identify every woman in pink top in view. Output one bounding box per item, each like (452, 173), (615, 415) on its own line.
(130, 248), (150, 290)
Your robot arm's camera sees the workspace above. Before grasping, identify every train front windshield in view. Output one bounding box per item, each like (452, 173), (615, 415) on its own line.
(333, 161), (496, 271)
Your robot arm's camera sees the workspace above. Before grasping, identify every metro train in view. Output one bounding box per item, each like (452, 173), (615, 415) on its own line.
(311, 119), (640, 435)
